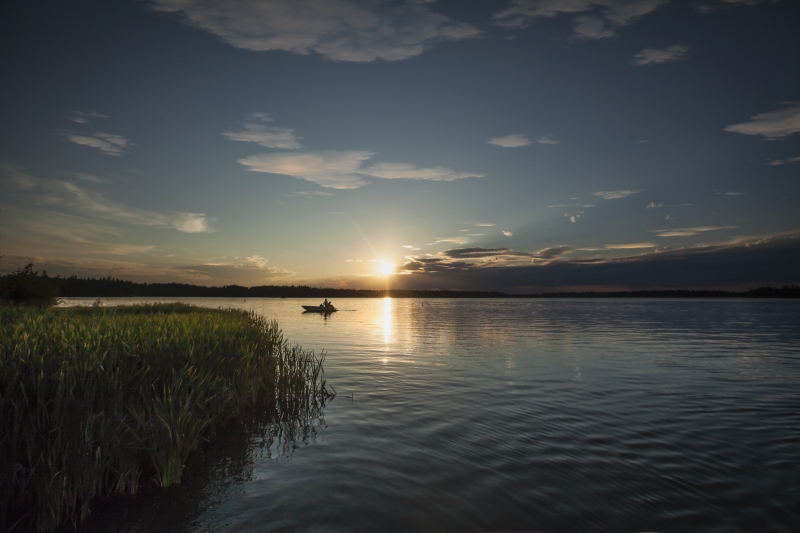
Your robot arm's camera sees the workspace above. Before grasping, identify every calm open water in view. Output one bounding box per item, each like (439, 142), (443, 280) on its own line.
(67, 297), (800, 533)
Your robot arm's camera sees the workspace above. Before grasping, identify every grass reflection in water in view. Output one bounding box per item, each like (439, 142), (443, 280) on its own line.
(0, 303), (334, 533)
(85, 387), (333, 533)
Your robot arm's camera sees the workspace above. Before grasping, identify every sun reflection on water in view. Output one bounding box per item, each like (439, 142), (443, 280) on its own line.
(382, 297), (393, 346)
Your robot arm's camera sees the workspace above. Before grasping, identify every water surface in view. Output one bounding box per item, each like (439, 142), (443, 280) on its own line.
(71, 298), (800, 533)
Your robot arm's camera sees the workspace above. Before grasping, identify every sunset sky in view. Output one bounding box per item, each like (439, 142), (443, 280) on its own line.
(1, 0), (798, 292)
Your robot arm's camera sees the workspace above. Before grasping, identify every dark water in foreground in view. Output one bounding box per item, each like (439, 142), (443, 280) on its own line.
(68, 298), (800, 533)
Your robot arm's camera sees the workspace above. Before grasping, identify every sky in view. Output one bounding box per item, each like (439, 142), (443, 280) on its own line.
(1, 0), (798, 292)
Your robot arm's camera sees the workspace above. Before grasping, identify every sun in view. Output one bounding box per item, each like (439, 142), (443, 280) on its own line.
(378, 261), (395, 276)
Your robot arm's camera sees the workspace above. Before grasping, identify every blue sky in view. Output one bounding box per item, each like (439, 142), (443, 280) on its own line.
(1, 0), (798, 292)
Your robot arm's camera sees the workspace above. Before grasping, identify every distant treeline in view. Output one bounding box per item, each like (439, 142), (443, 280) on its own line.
(15, 274), (800, 298)
(519, 286), (800, 298)
(50, 276), (506, 298)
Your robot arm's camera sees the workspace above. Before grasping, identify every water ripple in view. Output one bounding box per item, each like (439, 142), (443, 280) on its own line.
(77, 298), (800, 533)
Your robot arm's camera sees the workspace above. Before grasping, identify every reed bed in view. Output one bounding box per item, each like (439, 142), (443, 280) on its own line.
(0, 303), (333, 532)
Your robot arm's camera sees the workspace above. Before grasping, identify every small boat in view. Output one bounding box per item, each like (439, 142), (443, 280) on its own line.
(302, 305), (337, 313)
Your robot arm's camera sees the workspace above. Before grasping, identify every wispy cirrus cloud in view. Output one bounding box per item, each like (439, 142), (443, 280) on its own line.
(549, 202), (594, 208)
(632, 45), (690, 66)
(427, 237), (470, 246)
(769, 156), (800, 166)
(239, 151), (482, 189)
(67, 132), (131, 156)
(725, 104), (800, 139)
(488, 134), (531, 148)
(604, 242), (656, 249)
(443, 247), (532, 259)
(1, 209), (168, 272)
(173, 259), (295, 284)
(2, 166), (213, 233)
(240, 151), (373, 189)
(150, 0), (480, 62)
(488, 134), (559, 147)
(366, 162), (482, 181)
(69, 173), (108, 184)
(696, 0), (781, 13)
(223, 113), (302, 149)
(68, 111), (108, 124)
(1, 209), (155, 258)
(287, 190), (334, 198)
(533, 135), (559, 145)
(56, 181), (212, 231)
(650, 225), (738, 237)
(224, 124), (302, 149)
(594, 189), (640, 199)
(52, 181), (171, 227)
(493, 0), (667, 39)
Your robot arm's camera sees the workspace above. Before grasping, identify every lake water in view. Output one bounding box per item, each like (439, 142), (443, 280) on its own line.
(68, 297), (800, 533)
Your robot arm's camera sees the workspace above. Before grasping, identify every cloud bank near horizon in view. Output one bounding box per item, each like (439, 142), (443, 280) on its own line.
(4, 234), (798, 292)
(380, 234), (800, 292)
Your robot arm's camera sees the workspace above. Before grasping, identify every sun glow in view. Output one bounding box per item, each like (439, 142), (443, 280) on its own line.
(378, 261), (395, 276)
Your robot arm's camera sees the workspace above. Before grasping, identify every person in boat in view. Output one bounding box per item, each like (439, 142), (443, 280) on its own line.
(322, 298), (331, 308)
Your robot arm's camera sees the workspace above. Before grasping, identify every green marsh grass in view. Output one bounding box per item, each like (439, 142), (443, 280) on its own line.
(0, 303), (333, 532)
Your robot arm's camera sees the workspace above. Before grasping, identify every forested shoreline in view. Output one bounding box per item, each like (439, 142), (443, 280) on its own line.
(20, 273), (800, 298)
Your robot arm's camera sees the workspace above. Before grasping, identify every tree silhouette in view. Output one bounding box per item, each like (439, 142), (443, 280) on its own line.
(0, 264), (59, 306)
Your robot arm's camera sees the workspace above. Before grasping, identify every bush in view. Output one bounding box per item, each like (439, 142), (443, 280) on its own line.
(0, 264), (59, 307)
